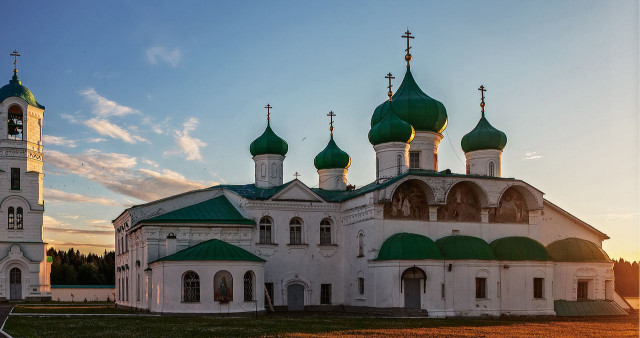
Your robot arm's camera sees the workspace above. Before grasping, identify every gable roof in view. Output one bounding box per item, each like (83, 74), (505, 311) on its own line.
(143, 195), (254, 225)
(543, 199), (609, 240)
(150, 239), (265, 264)
(271, 180), (324, 202)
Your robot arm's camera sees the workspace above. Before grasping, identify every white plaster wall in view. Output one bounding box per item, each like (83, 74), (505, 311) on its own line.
(317, 168), (347, 191)
(253, 154), (284, 188)
(553, 262), (614, 301)
(51, 287), (115, 302)
(374, 142), (410, 182)
(498, 262), (555, 315)
(538, 202), (605, 246)
(465, 149), (502, 177)
(409, 131), (442, 171)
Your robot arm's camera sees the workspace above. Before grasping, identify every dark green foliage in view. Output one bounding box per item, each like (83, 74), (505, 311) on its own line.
(613, 258), (639, 297)
(47, 248), (115, 285)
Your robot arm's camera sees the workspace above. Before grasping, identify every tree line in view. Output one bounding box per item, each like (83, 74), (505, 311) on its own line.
(48, 248), (115, 285)
(613, 258), (639, 297)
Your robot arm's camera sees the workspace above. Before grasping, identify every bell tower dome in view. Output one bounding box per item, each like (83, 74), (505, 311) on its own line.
(250, 104), (288, 188)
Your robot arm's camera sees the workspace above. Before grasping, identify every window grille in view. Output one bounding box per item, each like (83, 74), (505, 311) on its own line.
(534, 278), (544, 299)
(320, 284), (332, 304)
(7, 207), (14, 229)
(577, 281), (589, 300)
(396, 154), (402, 175)
(259, 217), (272, 244)
(289, 218), (302, 244)
(358, 278), (364, 295)
(16, 207), (23, 229)
(489, 162), (495, 177)
(320, 219), (332, 245)
(183, 271), (200, 302)
(244, 271), (254, 301)
(409, 152), (420, 169)
(475, 277), (487, 299)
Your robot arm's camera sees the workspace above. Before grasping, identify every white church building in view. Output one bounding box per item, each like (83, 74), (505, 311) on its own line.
(112, 34), (626, 316)
(0, 58), (51, 301)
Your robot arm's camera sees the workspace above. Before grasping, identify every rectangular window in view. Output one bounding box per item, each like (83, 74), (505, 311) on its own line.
(320, 225), (331, 245)
(409, 152), (420, 169)
(577, 281), (589, 300)
(290, 225), (302, 244)
(137, 275), (141, 301)
(534, 278), (544, 299)
(264, 282), (274, 306)
(10, 168), (20, 190)
(259, 225), (272, 244)
(441, 283), (445, 299)
(320, 284), (332, 304)
(475, 277), (487, 299)
(358, 278), (365, 295)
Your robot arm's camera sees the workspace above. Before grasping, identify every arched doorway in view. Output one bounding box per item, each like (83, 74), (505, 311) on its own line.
(287, 283), (305, 311)
(10, 267), (22, 300)
(402, 267), (426, 309)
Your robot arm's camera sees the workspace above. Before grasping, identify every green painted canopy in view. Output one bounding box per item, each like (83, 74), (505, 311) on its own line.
(436, 235), (496, 260)
(490, 237), (550, 261)
(0, 73), (44, 109)
(250, 122), (288, 157)
(371, 68), (447, 133)
(144, 195), (255, 225)
(546, 238), (611, 262)
(314, 135), (351, 170)
(151, 239), (265, 263)
(368, 101), (415, 146)
(461, 115), (507, 153)
(376, 233), (442, 260)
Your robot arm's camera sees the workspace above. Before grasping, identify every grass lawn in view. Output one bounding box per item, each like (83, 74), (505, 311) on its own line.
(4, 312), (638, 337)
(12, 303), (131, 314)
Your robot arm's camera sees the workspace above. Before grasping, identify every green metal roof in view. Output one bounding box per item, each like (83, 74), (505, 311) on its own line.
(554, 300), (628, 316)
(249, 122), (288, 157)
(375, 233), (442, 261)
(461, 115), (507, 153)
(150, 239), (265, 263)
(0, 73), (45, 109)
(144, 195), (255, 225)
(547, 238), (611, 262)
(314, 135), (351, 170)
(436, 235), (496, 260)
(368, 100), (415, 145)
(371, 68), (447, 133)
(490, 237), (550, 261)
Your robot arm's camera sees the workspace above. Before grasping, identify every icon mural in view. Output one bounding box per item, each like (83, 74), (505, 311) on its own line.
(214, 270), (233, 302)
(438, 183), (481, 222)
(384, 181), (430, 220)
(491, 187), (529, 224)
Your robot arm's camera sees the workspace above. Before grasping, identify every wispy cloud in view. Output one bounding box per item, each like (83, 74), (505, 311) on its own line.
(146, 46), (181, 67)
(44, 188), (126, 207)
(86, 137), (107, 143)
(80, 88), (140, 117)
(44, 135), (77, 148)
(522, 151), (542, 160)
(46, 149), (210, 202)
(165, 117), (206, 161)
(85, 117), (147, 144)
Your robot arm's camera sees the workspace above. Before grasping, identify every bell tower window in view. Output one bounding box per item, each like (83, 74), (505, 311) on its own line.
(409, 152), (420, 169)
(7, 207), (15, 229)
(16, 207), (23, 229)
(7, 105), (23, 140)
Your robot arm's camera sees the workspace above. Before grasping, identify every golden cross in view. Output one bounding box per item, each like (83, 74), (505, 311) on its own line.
(385, 72), (395, 101)
(478, 85), (487, 116)
(265, 104), (272, 122)
(10, 49), (20, 73)
(294, 172), (301, 179)
(327, 111), (336, 135)
(401, 30), (414, 67)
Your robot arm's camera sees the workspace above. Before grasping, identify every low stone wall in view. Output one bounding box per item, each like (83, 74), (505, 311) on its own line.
(51, 285), (115, 302)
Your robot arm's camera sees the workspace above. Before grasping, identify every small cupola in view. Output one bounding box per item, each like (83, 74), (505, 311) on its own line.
(461, 86), (507, 177)
(250, 104), (288, 188)
(369, 73), (415, 183)
(314, 111), (351, 190)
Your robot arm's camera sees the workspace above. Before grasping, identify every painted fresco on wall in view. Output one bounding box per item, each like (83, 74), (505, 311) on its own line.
(491, 188), (529, 224)
(214, 270), (233, 302)
(384, 181), (429, 220)
(437, 183), (481, 222)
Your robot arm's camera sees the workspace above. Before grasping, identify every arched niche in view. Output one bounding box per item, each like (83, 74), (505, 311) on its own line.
(438, 182), (485, 222)
(490, 186), (530, 224)
(384, 179), (434, 221)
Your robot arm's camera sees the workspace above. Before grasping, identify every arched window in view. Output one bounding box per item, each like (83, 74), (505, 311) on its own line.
(358, 232), (364, 257)
(270, 163), (277, 178)
(183, 271), (200, 302)
(244, 271), (254, 301)
(261, 163), (266, 178)
(488, 161), (495, 177)
(16, 207), (23, 229)
(7, 207), (14, 229)
(320, 218), (332, 245)
(259, 217), (273, 244)
(7, 105), (23, 140)
(289, 218), (303, 244)
(396, 154), (402, 175)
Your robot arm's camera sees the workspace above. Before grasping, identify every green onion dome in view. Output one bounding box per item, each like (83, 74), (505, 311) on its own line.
(314, 135), (351, 170)
(461, 115), (507, 153)
(435, 235), (496, 260)
(368, 100), (415, 146)
(371, 69), (447, 133)
(0, 73), (44, 109)
(249, 122), (288, 157)
(490, 237), (550, 261)
(546, 238), (611, 263)
(375, 233), (442, 260)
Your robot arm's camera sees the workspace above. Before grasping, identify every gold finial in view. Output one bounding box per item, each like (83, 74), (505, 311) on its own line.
(10, 49), (20, 74)
(385, 72), (395, 101)
(478, 85), (487, 117)
(265, 103), (272, 122)
(327, 111), (336, 136)
(401, 30), (414, 67)
(294, 172), (301, 179)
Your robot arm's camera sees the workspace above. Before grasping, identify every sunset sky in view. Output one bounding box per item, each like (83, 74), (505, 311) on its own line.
(2, 1), (638, 260)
